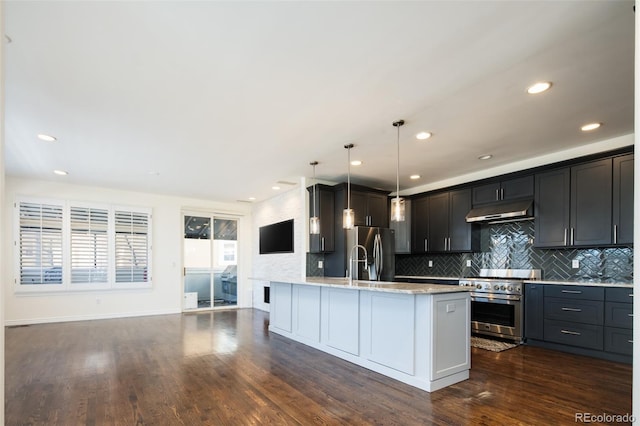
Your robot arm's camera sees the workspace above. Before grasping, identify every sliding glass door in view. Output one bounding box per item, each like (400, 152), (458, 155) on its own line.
(183, 214), (238, 310)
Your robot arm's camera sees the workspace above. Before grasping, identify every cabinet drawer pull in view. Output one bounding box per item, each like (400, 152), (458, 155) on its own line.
(561, 330), (581, 336)
(630, 293), (634, 298)
(561, 290), (582, 294)
(561, 307), (582, 312)
(628, 340), (634, 344)
(628, 313), (634, 317)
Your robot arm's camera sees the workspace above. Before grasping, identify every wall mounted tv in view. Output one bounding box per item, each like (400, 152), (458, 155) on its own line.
(259, 219), (294, 254)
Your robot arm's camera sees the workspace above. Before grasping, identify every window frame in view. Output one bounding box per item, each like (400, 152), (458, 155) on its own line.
(13, 196), (153, 293)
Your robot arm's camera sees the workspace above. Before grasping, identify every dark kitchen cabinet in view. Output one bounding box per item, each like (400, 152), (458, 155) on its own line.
(411, 195), (429, 253)
(472, 175), (534, 205)
(535, 158), (614, 248)
(534, 168), (570, 247)
(613, 154), (634, 245)
(524, 283), (544, 341)
(350, 189), (388, 227)
(525, 284), (632, 363)
(307, 184), (335, 253)
(425, 189), (478, 253)
(570, 159), (612, 246)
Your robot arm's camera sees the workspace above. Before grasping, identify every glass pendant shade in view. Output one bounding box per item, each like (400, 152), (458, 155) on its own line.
(343, 208), (354, 229)
(309, 216), (320, 235)
(390, 197), (405, 222)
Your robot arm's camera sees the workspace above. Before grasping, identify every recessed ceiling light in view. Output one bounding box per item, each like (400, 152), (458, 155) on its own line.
(416, 132), (432, 140)
(37, 134), (57, 142)
(527, 81), (552, 94)
(478, 154), (493, 160)
(350, 160), (362, 166)
(581, 122), (602, 132)
(53, 170), (68, 176)
(272, 186), (281, 190)
(410, 174), (421, 180)
(248, 197), (256, 201)
(147, 171), (160, 176)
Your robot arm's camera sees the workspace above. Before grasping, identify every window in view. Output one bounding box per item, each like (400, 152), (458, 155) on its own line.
(70, 206), (109, 284)
(18, 201), (63, 285)
(14, 197), (152, 292)
(115, 210), (149, 284)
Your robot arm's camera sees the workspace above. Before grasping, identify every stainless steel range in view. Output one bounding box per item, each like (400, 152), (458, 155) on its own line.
(459, 268), (541, 342)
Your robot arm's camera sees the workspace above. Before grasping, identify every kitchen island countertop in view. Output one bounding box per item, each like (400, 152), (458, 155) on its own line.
(273, 276), (470, 294)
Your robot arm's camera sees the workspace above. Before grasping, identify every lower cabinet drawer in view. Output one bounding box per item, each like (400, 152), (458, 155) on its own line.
(544, 297), (604, 325)
(543, 319), (603, 350)
(604, 327), (633, 356)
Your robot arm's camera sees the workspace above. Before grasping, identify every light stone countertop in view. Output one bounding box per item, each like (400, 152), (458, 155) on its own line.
(271, 276), (470, 295)
(394, 275), (460, 281)
(524, 279), (633, 288)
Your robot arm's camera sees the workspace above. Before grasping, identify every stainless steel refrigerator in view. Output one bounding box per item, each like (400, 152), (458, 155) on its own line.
(345, 226), (395, 281)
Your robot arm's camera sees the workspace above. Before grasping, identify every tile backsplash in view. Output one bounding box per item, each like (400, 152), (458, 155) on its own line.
(395, 221), (633, 283)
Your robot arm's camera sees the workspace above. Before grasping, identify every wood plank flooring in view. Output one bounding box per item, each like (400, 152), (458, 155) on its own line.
(5, 309), (632, 425)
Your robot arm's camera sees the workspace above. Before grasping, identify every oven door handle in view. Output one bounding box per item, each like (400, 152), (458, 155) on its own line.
(470, 295), (521, 304)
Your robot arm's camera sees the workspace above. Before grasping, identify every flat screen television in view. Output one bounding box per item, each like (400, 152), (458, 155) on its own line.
(259, 219), (294, 254)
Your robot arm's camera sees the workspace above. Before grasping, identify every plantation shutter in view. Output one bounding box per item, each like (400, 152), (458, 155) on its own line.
(115, 210), (149, 283)
(18, 201), (63, 285)
(70, 207), (109, 284)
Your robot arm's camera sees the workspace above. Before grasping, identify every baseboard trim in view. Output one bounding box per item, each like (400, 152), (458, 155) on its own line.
(5, 308), (182, 326)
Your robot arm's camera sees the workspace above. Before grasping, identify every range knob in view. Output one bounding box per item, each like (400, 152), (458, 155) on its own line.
(507, 285), (514, 292)
(494, 284), (500, 290)
(476, 284), (482, 289)
(500, 285), (506, 290)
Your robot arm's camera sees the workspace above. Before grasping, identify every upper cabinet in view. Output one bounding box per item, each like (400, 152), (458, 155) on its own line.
(535, 156), (631, 248)
(613, 154), (634, 245)
(472, 175), (534, 206)
(412, 189), (478, 253)
(307, 184), (335, 253)
(349, 188), (389, 227)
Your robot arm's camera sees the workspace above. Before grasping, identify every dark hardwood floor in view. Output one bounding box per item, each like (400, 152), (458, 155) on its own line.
(5, 309), (632, 425)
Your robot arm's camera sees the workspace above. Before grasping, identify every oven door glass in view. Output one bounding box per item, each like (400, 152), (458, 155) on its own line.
(471, 298), (516, 327)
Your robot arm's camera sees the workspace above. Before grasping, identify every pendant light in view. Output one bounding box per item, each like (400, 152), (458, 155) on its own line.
(343, 143), (355, 229)
(309, 161), (320, 235)
(390, 119), (405, 222)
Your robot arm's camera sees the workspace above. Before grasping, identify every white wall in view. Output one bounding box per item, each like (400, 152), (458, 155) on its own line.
(4, 177), (252, 325)
(1, 2), (6, 422)
(251, 179), (307, 282)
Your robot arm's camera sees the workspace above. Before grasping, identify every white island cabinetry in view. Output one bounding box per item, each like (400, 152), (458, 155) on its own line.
(269, 278), (470, 392)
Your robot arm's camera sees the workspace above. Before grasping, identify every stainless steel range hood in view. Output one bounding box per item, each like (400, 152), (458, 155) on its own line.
(465, 199), (533, 223)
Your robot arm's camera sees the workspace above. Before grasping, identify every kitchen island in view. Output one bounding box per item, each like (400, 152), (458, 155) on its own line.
(268, 277), (471, 392)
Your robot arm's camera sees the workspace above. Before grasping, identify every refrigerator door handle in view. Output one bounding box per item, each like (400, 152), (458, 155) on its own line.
(374, 233), (383, 280)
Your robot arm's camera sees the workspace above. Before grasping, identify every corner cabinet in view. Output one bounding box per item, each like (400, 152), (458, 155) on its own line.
(412, 189), (478, 253)
(307, 184), (335, 253)
(534, 157), (626, 248)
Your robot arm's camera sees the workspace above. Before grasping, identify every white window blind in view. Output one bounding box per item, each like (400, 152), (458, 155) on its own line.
(18, 202), (64, 285)
(115, 210), (150, 283)
(70, 206), (109, 284)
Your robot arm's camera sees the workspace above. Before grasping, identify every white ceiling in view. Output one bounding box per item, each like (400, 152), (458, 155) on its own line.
(4, 1), (635, 203)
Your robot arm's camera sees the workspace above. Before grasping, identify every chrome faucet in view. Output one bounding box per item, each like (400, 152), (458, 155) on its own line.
(348, 244), (368, 283)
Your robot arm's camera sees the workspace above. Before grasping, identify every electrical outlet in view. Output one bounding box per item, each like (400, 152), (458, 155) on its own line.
(466, 260), (472, 267)
(428, 260), (433, 267)
(572, 259), (580, 269)
(318, 260), (323, 269)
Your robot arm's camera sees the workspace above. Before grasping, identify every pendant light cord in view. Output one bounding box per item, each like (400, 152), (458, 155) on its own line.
(396, 123), (400, 203)
(311, 161), (318, 217)
(345, 144), (353, 210)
